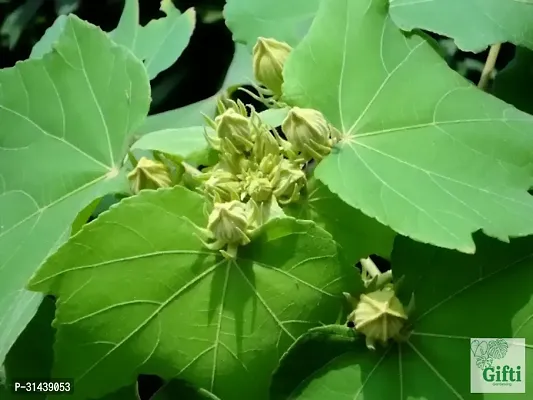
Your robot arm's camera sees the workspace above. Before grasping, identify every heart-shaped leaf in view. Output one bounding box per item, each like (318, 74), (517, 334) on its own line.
(28, 186), (361, 400)
(283, 0), (533, 254)
(0, 15), (149, 363)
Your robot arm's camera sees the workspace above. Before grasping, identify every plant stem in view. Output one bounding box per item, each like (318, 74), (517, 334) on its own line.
(360, 257), (380, 278)
(127, 151), (138, 168)
(478, 43), (501, 90)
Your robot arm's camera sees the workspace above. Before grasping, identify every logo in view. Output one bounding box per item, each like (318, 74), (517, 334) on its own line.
(470, 338), (525, 393)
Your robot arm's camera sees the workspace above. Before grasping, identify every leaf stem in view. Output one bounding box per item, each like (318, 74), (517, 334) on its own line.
(127, 151), (138, 168)
(477, 43), (501, 90)
(360, 257), (380, 278)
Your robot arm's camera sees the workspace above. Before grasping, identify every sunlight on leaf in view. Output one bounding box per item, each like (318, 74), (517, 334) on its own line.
(0, 15), (149, 363)
(28, 186), (359, 400)
(283, 0), (533, 254)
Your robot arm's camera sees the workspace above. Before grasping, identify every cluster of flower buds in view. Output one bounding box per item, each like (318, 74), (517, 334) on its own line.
(196, 99), (313, 258)
(192, 35), (343, 259)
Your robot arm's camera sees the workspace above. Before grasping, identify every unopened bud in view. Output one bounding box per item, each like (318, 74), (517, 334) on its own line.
(349, 287), (408, 349)
(281, 107), (333, 162)
(202, 170), (241, 202)
(253, 127), (280, 161)
(252, 37), (292, 97)
(127, 157), (172, 194)
(215, 109), (253, 154)
(244, 174), (273, 202)
(270, 159), (306, 204)
(207, 200), (250, 245)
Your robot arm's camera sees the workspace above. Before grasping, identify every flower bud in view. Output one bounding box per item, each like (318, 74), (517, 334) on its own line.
(350, 287), (408, 349)
(252, 126), (280, 161)
(245, 174), (273, 203)
(127, 157), (172, 194)
(258, 153), (282, 176)
(281, 107), (333, 162)
(215, 109), (254, 154)
(252, 37), (292, 97)
(202, 170), (241, 202)
(270, 159), (306, 204)
(207, 200), (250, 245)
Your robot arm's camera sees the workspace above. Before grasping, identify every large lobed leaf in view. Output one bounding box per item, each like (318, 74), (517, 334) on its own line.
(283, 0), (533, 254)
(270, 233), (533, 399)
(389, 0), (533, 52)
(0, 15), (149, 363)
(27, 186), (361, 400)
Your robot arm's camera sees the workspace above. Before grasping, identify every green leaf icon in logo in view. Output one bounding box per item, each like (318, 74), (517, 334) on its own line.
(476, 355), (493, 370)
(487, 339), (509, 360)
(471, 340), (488, 357)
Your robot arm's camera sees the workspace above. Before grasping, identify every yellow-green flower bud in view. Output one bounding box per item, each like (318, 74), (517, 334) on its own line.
(252, 126), (280, 161)
(127, 157), (172, 194)
(258, 153), (282, 176)
(281, 107), (333, 162)
(215, 109), (254, 154)
(202, 170), (241, 202)
(349, 287), (408, 349)
(270, 159), (306, 204)
(244, 174), (273, 202)
(252, 37), (292, 97)
(207, 200), (250, 245)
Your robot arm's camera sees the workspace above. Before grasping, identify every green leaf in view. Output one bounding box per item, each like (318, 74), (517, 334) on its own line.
(270, 233), (533, 399)
(283, 0), (533, 254)
(137, 43), (253, 134)
(110, 0), (196, 80)
(130, 127), (209, 160)
(27, 186), (358, 400)
(492, 47), (533, 115)
(389, 0), (533, 52)
(30, 15), (68, 60)
(3, 297), (55, 400)
(151, 379), (221, 400)
(270, 325), (363, 400)
(71, 198), (101, 236)
(258, 107), (289, 128)
(286, 179), (396, 263)
(0, 15), (149, 363)
(99, 384), (140, 400)
(224, 0), (320, 49)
